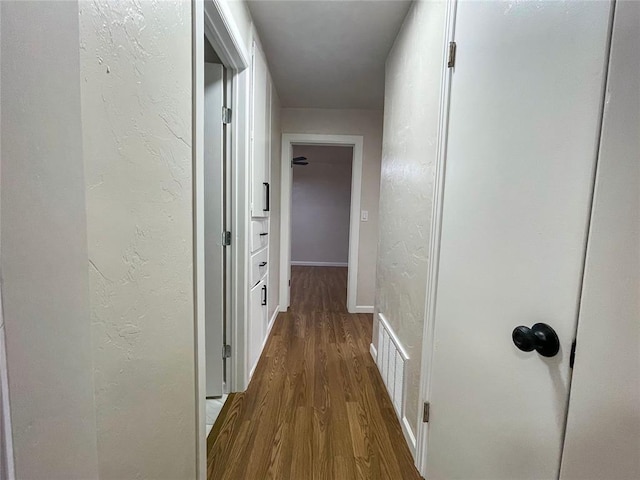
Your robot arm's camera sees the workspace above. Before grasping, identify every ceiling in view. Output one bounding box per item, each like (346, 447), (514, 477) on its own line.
(247, 0), (412, 109)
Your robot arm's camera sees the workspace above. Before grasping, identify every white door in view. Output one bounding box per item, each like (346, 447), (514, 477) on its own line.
(426, 2), (612, 479)
(204, 63), (225, 397)
(251, 41), (270, 218)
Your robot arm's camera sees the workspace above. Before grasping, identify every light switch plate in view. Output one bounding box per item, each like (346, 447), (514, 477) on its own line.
(361, 210), (369, 221)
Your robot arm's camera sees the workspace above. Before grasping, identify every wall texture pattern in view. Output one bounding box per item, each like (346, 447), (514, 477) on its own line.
(375, 0), (447, 440)
(79, 1), (196, 478)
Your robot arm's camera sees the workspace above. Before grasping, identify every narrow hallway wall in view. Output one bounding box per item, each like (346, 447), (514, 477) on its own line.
(79, 1), (196, 478)
(0, 1), (99, 477)
(282, 108), (382, 309)
(375, 0), (447, 446)
(268, 91), (282, 323)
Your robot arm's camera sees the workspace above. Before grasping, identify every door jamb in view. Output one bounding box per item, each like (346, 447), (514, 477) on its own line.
(415, 0), (457, 476)
(194, 1), (250, 479)
(279, 133), (364, 314)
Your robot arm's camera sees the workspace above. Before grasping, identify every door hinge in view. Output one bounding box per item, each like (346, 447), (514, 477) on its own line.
(222, 107), (232, 124)
(569, 339), (577, 368)
(222, 344), (232, 359)
(222, 231), (231, 246)
(423, 402), (430, 423)
(448, 41), (457, 68)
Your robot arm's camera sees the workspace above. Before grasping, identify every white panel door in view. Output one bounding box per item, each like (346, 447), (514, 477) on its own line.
(426, 2), (612, 479)
(560, 2), (640, 478)
(251, 42), (270, 218)
(204, 63), (225, 397)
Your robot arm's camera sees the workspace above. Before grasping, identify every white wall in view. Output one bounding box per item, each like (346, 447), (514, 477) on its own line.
(374, 0), (447, 444)
(291, 145), (353, 265)
(0, 1), (100, 478)
(282, 108), (382, 307)
(268, 91), (282, 319)
(560, 2), (640, 478)
(79, 1), (196, 478)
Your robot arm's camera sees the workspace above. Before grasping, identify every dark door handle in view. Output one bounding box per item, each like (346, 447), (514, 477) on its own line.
(259, 261), (267, 267)
(263, 182), (270, 212)
(259, 232), (268, 236)
(261, 285), (267, 306)
(512, 323), (560, 357)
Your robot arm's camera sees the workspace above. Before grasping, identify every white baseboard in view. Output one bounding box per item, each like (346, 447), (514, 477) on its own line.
(290, 261), (348, 267)
(369, 343), (377, 361)
(268, 306), (279, 329)
(352, 305), (374, 314)
(249, 305), (280, 381)
(401, 415), (417, 457)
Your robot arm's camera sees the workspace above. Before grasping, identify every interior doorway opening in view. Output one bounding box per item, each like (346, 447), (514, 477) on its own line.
(289, 145), (353, 305)
(280, 134), (364, 313)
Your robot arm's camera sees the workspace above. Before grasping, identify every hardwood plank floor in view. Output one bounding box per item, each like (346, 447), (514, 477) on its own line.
(207, 266), (421, 479)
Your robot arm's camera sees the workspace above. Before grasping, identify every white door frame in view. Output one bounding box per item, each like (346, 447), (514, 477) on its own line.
(279, 133), (364, 313)
(414, 0), (456, 476)
(194, 1), (250, 479)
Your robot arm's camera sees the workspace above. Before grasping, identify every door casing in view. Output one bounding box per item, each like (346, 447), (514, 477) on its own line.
(193, 1), (251, 478)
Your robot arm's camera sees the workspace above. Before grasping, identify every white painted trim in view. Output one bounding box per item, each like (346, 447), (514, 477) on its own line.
(353, 306), (374, 314)
(268, 305), (279, 330)
(203, 0), (250, 70)
(369, 342), (377, 362)
(0, 316), (15, 479)
(377, 313), (410, 361)
(195, 3), (251, 478)
(279, 133), (364, 314)
(415, 1), (458, 476)
(290, 261), (348, 267)
(249, 304), (279, 380)
(402, 415), (417, 456)
(192, 3), (207, 478)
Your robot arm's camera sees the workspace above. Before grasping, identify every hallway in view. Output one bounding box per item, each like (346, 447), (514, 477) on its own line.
(207, 266), (421, 479)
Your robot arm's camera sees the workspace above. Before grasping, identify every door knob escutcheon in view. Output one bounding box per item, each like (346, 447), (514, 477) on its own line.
(512, 323), (560, 357)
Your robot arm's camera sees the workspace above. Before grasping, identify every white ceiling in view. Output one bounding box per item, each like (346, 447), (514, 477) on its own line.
(247, 0), (412, 109)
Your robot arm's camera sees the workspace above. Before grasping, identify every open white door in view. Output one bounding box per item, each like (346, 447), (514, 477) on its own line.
(204, 63), (225, 397)
(425, 1), (612, 479)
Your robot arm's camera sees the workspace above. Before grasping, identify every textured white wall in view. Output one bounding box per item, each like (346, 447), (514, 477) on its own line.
(375, 0), (447, 439)
(282, 108), (382, 307)
(291, 145), (353, 265)
(0, 1), (99, 477)
(79, 1), (196, 478)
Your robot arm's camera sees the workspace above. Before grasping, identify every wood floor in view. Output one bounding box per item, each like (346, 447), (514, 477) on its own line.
(207, 266), (421, 479)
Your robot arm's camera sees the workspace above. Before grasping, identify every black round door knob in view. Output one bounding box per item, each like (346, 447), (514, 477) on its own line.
(512, 323), (560, 357)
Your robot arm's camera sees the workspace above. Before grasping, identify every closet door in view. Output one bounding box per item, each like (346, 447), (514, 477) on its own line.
(425, 2), (612, 479)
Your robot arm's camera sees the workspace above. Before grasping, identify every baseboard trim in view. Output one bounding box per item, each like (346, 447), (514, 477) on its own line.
(249, 306), (280, 381)
(353, 305), (374, 314)
(369, 343), (377, 362)
(268, 306), (279, 330)
(290, 261), (348, 267)
(401, 415), (417, 457)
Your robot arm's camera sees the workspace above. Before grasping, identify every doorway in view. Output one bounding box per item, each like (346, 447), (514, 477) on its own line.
(279, 134), (364, 313)
(194, 2), (253, 476)
(203, 47), (229, 430)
